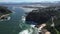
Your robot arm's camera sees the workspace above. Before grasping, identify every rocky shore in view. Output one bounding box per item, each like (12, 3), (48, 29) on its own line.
(0, 6), (12, 20)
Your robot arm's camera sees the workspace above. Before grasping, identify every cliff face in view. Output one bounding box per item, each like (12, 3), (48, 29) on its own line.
(0, 6), (12, 19)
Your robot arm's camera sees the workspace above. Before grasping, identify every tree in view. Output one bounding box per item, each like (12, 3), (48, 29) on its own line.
(26, 6), (60, 34)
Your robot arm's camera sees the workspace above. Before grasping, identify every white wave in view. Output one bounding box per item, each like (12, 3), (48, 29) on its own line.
(19, 30), (30, 34)
(19, 28), (34, 34)
(7, 17), (11, 20)
(19, 27), (40, 34)
(21, 16), (26, 23)
(0, 16), (11, 21)
(30, 25), (35, 28)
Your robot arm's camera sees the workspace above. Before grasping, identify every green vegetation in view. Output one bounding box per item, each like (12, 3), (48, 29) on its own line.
(0, 6), (12, 17)
(26, 6), (60, 34)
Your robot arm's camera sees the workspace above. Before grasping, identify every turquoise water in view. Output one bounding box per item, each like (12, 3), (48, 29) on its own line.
(0, 6), (25, 34)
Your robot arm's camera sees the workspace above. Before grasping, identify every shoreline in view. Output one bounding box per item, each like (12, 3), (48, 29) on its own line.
(0, 14), (10, 19)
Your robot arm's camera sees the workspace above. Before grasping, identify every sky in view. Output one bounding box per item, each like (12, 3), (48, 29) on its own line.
(0, 0), (60, 3)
